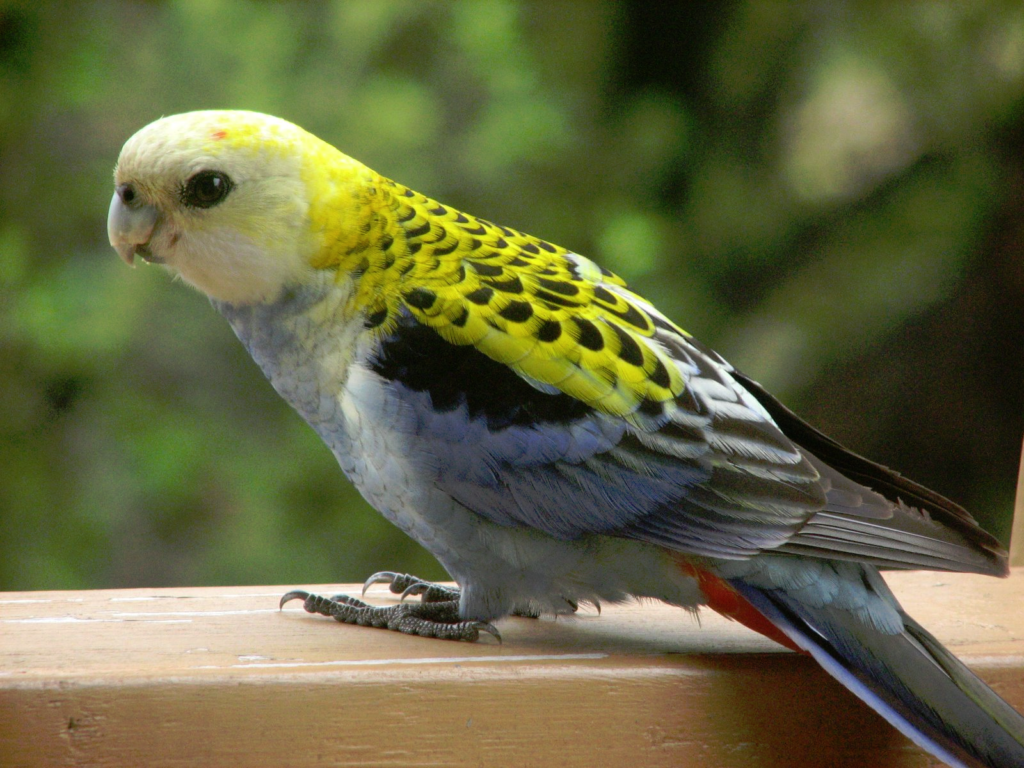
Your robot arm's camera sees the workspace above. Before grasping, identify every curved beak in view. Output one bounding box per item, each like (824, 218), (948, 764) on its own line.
(107, 186), (159, 266)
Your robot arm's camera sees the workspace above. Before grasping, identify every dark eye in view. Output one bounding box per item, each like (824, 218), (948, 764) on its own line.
(182, 170), (232, 208)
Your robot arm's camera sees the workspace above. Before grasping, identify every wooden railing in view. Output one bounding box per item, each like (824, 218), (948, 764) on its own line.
(2, 568), (1022, 767)
(1014, 438), (1024, 568)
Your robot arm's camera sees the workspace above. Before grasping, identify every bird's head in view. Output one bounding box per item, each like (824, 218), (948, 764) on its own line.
(108, 110), (367, 305)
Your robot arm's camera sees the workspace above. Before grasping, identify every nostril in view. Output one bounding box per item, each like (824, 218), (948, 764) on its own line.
(117, 183), (137, 205)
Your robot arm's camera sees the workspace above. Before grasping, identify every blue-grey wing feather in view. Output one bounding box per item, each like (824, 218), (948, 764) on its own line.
(368, 310), (1002, 573)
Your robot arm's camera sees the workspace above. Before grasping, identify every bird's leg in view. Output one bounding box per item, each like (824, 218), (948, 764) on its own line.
(362, 571), (461, 603)
(360, 571), (580, 618)
(280, 572), (498, 642)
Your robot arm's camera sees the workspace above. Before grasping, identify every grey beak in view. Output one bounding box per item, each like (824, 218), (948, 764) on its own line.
(107, 184), (158, 266)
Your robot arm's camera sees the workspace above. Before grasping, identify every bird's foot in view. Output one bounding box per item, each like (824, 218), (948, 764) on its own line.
(280, 583), (499, 643)
(359, 571), (572, 619)
(361, 571), (461, 603)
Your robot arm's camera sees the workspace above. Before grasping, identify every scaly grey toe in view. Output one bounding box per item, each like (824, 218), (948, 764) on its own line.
(281, 589), (499, 642)
(362, 571), (461, 603)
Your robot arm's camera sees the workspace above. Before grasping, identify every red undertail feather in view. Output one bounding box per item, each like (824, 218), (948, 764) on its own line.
(680, 562), (805, 654)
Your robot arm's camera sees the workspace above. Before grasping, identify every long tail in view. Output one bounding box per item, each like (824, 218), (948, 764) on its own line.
(730, 578), (1024, 768)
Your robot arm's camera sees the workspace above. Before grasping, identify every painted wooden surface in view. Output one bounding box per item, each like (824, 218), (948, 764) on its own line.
(2, 570), (1022, 768)
(1013, 437), (1024, 567)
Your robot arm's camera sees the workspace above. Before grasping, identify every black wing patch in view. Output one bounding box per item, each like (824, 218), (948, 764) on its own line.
(371, 311), (592, 430)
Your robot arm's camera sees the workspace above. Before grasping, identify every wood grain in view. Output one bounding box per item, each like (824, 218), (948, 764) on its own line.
(2, 570), (1022, 767)
(1013, 437), (1024, 567)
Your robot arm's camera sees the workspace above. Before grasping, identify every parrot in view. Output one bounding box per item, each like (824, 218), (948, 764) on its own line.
(107, 110), (1024, 768)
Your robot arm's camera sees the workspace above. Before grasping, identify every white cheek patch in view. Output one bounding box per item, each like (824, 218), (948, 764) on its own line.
(170, 226), (309, 305)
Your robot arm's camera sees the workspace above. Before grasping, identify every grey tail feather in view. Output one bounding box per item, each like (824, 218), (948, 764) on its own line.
(731, 578), (1024, 768)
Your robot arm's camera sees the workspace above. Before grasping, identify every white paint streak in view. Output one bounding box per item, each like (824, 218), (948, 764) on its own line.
(221, 653), (608, 670)
(108, 592), (284, 602)
(2, 616), (193, 625)
(112, 609), (279, 617)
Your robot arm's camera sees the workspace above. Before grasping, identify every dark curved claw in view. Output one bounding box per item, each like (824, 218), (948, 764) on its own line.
(279, 590), (311, 609)
(400, 582), (430, 601)
(474, 622), (502, 644)
(361, 571), (400, 597)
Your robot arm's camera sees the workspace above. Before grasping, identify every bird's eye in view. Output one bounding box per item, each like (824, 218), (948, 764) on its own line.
(182, 170), (232, 209)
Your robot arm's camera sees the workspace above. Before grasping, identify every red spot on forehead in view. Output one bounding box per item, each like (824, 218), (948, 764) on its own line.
(211, 130), (228, 141)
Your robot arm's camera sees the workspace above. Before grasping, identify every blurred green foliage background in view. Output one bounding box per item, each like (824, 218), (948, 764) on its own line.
(2, 1), (1022, 591)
